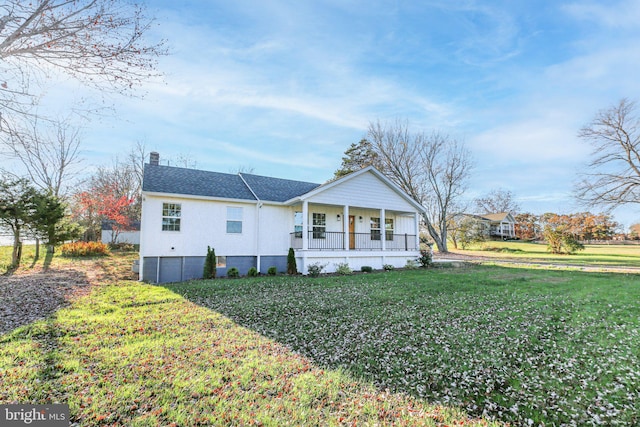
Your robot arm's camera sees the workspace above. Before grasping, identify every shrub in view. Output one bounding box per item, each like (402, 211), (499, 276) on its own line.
(108, 242), (135, 252)
(247, 267), (258, 277)
(361, 266), (373, 273)
(227, 267), (239, 278)
(203, 246), (217, 279)
(307, 262), (325, 277)
(417, 249), (433, 268)
(287, 248), (297, 275)
(404, 259), (419, 270)
(334, 262), (352, 275)
(383, 264), (394, 271)
(267, 266), (277, 276)
(60, 241), (110, 257)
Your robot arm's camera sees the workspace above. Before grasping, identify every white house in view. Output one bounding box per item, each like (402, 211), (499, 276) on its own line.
(482, 212), (517, 239)
(139, 154), (425, 283)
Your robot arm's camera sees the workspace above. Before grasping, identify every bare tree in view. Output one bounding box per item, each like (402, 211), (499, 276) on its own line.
(3, 116), (82, 197)
(368, 120), (473, 253)
(474, 188), (520, 215)
(575, 98), (640, 208)
(0, 0), (166, 135)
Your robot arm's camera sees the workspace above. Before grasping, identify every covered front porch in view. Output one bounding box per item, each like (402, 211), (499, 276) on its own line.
(288, 200), (421, 253)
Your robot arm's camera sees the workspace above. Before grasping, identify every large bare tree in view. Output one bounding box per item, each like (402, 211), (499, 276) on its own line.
(575, 98), (640, 209)
(474, 188), (520, 215)
(0, 0), (166, 136)
(368, 120), (473, 253)
(3, 116), (82, 197)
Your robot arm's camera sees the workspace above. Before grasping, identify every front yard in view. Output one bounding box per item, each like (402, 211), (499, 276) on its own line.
(168, 267), (640, 426)
(1, 248), (639, 425)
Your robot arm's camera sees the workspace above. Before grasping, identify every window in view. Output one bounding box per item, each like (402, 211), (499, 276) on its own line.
(227, 207), (243, 233)
(312, 213), (326, 239)
(216, 256), (227, 268)
(386, 218), (394, 240)
(370, 217), (381, 240)
(294, 211), (303, 238)
(162, 203), (181, 231)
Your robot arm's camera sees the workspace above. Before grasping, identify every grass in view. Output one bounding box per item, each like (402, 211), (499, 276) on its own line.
(449, 241), (640, 268)
(167, 267), (640, 426)
(0, 255), (496, 426)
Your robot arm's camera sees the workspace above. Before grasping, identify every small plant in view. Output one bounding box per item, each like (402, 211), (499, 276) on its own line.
(227, 267), (239, 278)
(108, 242), (135, 251)
(267, 266), (277, 276)
(247, 267), (258, 277)
(361, 266), (373, 273)
(383, 264), (394, 271)
(334, 262), (352, 275)
(417, 249), (433, 268)
(287, 247), (297, 274)
(203, 246), (217, 279)
(60, 241), (110, 257)
(404, 259), (419, 270)
(306, 262), (325, 277)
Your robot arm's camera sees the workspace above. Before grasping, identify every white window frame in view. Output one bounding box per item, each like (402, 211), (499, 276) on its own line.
(312, 213), (326, 239)
(162, 203), (181, 231)
(226, 207), (243, 234)
(370, 217), (381, 241)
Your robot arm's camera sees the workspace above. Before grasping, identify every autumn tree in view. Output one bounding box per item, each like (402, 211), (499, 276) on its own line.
(334, 139), (382, 179)
(474, 188), (520, 215)
(514, 212), (539, 240)
(368, 120), (472, 253)
(575, 98), (640, 209)
(74, 185), (133, 244)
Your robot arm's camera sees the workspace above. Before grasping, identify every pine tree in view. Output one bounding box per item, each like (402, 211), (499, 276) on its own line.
(203, 246), (217, 279)
(287, 247), (297, 275)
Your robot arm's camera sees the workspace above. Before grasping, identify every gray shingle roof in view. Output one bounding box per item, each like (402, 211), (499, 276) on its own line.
(142, 164), (320, 202)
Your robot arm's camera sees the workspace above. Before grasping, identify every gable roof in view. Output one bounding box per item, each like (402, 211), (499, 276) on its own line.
(142, 163), (320, 202)
(285, 166), (426, 213)
(481, 212), (515, 222)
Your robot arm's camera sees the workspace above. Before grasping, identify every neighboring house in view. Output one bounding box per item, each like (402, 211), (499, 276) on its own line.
(481, 212), (517, 239)
(101, 220), (141, 245)
(139, 154), (424, 283)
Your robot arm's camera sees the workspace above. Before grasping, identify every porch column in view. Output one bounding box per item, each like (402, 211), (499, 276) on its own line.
(302, 200), (309, 250)
(380, 209), (386, 251)
(343, 205), (349, 251)
(415, 212), (420, 250)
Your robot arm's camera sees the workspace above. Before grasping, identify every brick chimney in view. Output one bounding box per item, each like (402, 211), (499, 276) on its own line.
(149, 151), (159, 165)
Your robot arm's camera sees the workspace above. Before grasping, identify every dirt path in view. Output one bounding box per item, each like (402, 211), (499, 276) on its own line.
(0, 254), (137, 335)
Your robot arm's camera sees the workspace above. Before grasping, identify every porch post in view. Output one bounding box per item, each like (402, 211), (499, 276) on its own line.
(302, 200), (309, 250)
(380, 209), (386, 251)
(343, 205), (349, 251)
(415, 212), (420, 250)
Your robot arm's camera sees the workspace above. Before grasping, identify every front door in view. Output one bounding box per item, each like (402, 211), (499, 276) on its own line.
(349, 215), (355, 249)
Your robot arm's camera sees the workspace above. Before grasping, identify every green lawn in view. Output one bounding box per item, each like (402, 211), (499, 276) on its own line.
(167, 267), (640, 426)
(449, 241), (640, 268)
(0, 259), (497, 426)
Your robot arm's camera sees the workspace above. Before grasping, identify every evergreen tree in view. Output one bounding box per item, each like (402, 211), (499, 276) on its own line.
(333, 139), (381, 179)
(203, 246), (217, 279)
(287, 247), (297, 275)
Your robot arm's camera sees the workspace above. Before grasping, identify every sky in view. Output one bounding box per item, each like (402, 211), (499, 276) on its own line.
(34, 0), (640, 229)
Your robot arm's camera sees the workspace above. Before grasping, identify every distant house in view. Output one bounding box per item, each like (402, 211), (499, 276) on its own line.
(101, 220), (141, 245)
(453, 212), (517, 240)
(139, 153), (425, 283)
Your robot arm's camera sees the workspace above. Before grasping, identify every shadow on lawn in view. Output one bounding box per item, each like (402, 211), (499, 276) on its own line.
(0, 269), (92, 335)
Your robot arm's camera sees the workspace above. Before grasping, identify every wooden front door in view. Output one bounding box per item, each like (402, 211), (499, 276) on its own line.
(349, 215), (355, 249)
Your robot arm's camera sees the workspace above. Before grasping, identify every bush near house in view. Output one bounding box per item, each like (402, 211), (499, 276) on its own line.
(227, 267), (240, 278)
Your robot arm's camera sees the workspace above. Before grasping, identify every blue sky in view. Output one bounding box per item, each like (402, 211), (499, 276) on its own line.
(40, 0), (640, 228)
